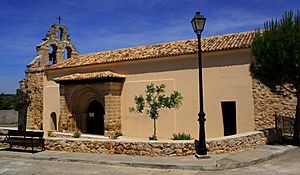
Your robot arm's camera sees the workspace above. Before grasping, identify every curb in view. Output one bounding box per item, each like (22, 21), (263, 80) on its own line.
(0, 146), (298, 171)
(216, 146), (299, 170)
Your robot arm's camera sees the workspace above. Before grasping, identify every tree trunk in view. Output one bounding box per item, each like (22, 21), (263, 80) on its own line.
(293, 89), (300, 145)
(153, 118), (157, 140)
(16, 88), (28, 132)
(21, 106), (27, 131)
(17, 105), (27, 131)
(17, 113), (22, 131)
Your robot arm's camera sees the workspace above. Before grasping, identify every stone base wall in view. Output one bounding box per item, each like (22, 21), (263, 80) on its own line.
(45, 139), (194, 156)
(252, 79), (296, 130)
(44, 129), (279, 156)
(207, 129), (280, 154)
(0, 128), (280, 156)
(25, 70), (44, 130)
(43, 130), (277, 156)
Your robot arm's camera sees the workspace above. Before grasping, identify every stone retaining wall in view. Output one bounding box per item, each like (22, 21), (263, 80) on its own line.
(0, 128), (279, 156)
(45, 138), (194, 156)
(44, 129), (278, 156)
(253, 79), (296, 130)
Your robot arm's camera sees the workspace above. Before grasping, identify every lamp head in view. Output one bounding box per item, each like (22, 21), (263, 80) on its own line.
(191, 12), (206, 34)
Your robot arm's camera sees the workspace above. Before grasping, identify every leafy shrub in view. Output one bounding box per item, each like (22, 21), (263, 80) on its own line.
(47, 131), (56, 137)
(172, 132), (192, 140)
(73, 130), (81, 138)
(110, 132), (123, 139)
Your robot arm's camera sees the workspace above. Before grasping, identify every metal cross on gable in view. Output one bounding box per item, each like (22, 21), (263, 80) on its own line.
(57, 15), (62, 25)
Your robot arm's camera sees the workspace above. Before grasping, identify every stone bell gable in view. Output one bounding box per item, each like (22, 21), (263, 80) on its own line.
(28, 23), (79, 69)
(24, 22), (78, 129)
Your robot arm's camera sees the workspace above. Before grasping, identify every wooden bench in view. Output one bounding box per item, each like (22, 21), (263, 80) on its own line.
(0, 130), (45, 153)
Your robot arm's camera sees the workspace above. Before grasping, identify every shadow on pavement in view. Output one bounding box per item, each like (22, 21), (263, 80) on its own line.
(0, 147), (42, 154)
(267, 136), (297, 146)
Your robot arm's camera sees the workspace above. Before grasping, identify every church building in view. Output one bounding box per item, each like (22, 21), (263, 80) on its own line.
(23, 22), (289, 139)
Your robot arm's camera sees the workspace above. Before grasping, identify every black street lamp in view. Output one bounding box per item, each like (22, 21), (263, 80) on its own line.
(191, 12), (208, 157)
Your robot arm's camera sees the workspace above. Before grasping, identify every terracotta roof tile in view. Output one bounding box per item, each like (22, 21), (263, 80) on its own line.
(49, 31), (254, 70)
(53, 71), (126, 82)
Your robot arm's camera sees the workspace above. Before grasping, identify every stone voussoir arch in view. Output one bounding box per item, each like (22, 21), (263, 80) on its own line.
(67, 86), (104, 133)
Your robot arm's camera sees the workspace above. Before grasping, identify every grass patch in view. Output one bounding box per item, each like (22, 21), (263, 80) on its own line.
(47, 131), (56, 137)
(72, 130), (81, 138)
(110, 132), (123, 139)
(172, 132), (192, 140)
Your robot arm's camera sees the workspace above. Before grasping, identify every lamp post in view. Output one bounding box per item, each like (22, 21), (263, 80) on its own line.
(191, 12), (208, 157)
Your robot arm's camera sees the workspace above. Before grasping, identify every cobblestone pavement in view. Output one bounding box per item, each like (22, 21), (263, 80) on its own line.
(0, 148), (300, 175)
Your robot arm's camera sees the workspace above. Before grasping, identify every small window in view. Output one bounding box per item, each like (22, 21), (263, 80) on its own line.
(50, 112), (57, 130)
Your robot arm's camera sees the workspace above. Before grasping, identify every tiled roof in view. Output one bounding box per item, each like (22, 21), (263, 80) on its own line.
(53, 71), (126, 82)
(49, 31), (254, 70)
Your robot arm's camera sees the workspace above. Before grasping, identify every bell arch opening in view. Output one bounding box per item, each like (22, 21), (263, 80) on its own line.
(49, 44), (58, 65)
(64, 46), (72, 60)
(58, 27), (64, 41)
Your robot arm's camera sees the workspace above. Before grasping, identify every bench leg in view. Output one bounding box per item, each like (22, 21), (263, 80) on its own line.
(31, 143), (34, 153)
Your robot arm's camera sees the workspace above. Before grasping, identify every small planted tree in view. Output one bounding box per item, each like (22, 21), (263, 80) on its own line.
(129, 83), (183, 140)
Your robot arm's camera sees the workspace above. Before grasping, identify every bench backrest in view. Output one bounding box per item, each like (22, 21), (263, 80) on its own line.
(8, 130), (44, 138)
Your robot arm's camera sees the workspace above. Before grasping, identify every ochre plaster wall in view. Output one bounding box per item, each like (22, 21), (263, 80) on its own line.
(43, 78), (60, 131)
(121, 49), (254, 139)
(203, 64), (255, 137)
(43, 48), (254, 139)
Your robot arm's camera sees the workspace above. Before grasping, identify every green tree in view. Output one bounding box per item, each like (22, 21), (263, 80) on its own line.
(129, 83), (183, 140)
(0, 93), (15, 110)
(250, 11), (300, 145)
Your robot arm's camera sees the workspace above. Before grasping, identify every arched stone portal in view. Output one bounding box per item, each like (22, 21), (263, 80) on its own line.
(87, 100), (104, 135)
(55, 73), (125, 137)
(65, 86), (103, 133)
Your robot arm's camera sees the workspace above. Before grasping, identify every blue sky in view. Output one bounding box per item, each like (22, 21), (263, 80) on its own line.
(0, 0), (299, 94)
